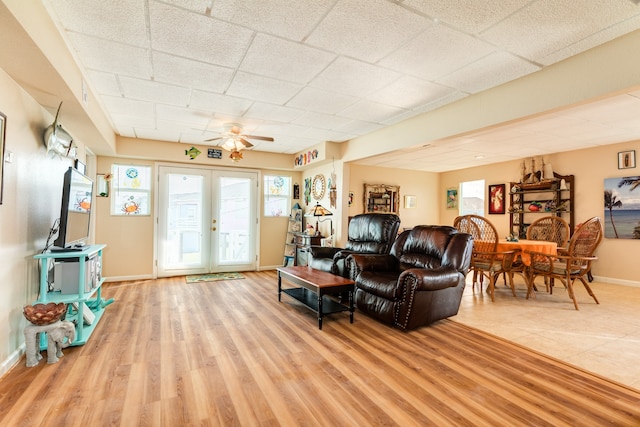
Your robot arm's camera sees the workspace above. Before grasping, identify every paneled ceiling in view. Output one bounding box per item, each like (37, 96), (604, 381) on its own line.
(41, 0), (640, 171)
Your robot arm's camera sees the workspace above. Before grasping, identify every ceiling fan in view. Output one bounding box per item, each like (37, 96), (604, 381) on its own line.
(204, 123), (274, 161)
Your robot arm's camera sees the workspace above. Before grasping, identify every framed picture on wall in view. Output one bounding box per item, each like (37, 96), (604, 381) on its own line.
(618, 150), (636, 169)
(446, 187), (458, 209)
(488, 184), (506, 214)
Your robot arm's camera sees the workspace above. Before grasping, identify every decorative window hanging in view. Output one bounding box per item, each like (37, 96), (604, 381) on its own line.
(110, 164), (151, 215)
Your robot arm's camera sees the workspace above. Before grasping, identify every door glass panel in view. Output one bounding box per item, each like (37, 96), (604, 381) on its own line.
(218, 177), (251, 264)
(164, 173), (204, 268)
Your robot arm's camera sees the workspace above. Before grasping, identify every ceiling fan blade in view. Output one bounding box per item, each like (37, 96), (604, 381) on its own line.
(240, 138), (254, 148)
(204, 136), (223, 142)
(243, 135), (274, 142)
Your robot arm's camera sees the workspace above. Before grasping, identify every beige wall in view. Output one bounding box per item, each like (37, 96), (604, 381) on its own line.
(95, 156), (155, 279)
(95, 156), (302, 278)
(348, 164), (440, 232)
(441, 141), (640, 285)
(0, 67), (87, 374)
(261, 168), (302, 269)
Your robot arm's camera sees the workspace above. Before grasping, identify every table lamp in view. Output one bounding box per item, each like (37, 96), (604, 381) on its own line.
(309, 203), (333, 237)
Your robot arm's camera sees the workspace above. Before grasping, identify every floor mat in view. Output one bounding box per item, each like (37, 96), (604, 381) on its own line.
(185, 272), (245, 283)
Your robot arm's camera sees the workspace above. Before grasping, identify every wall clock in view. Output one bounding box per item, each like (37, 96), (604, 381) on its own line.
(312, 174), (326, 200)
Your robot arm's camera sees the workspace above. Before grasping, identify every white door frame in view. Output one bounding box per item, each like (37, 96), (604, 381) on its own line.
(154, 163), (260, 278)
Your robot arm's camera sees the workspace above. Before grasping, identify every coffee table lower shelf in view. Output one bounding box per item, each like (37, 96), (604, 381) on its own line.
(282, 287), (350, 316)
(277, 266), (354, 330)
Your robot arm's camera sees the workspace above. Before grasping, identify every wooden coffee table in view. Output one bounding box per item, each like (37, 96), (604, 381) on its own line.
(277, 266), (354, 330)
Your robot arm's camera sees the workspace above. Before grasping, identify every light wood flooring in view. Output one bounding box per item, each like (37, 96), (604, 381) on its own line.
(1, 270), (639, 426)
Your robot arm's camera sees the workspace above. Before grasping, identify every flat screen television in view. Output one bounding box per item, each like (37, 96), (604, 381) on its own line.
(54, 166), (93, 249)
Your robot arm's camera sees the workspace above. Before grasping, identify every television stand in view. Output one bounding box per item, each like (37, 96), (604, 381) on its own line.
(50, 246), (84, 253)
(33, 244), (111, 346)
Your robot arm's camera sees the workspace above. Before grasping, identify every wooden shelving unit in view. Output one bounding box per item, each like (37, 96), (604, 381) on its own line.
(509, 173), (574, 239)
(283, 204), (302, 266)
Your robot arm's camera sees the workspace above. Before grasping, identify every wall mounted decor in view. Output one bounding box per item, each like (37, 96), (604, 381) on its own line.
(488, 184), (505, 214)
(43, 102), (76, 158)
(618, 150), (635, 169)
(404, 195), (417, 209)
(304, 177), (311, 205)
(0, 112), (5, 204)
(312, 174), (326, 200)
(604, 176), (640, 239)
(446, 188), (458, 209)
(364, 183), (399, 214)
(96, 174), (109, 197)
(74, 159), (86, 175)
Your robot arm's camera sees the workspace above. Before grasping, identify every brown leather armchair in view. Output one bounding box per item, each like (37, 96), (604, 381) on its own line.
(308, 213), (400, 278)
(347, 225), (473, 331)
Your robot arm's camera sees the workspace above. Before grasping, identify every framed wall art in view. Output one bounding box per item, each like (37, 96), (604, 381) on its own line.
(446, 187), (458, 210)
(404, 195), (417, 209)
(618, 150), (636, 169)
(604, 176), (640, 239)
(488, 184), (506, 214)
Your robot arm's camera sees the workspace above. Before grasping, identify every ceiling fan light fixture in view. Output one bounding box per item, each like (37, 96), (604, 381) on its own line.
(229, 150), (243, 162)
(221, 138), (239, 151)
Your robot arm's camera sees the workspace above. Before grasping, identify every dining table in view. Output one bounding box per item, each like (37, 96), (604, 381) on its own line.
(496, 239), (558, 297)
(496, 239), (558, 267)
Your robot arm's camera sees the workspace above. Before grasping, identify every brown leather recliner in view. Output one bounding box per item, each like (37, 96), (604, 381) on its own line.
(308, 213), (401, 278)
(347, 225), (473, 331)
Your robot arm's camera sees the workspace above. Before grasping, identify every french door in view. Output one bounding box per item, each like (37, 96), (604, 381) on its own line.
(157, 165), (258, 277)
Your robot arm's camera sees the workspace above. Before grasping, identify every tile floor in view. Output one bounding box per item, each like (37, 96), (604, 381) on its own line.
(453, 274), (640, 391)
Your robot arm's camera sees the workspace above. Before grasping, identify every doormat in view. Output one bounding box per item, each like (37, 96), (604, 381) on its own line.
(185, 272), (245, 283)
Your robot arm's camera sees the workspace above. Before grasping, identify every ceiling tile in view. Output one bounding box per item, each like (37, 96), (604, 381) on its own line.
(379, 24), (496, 80)
(43, 0), (148, 47)
(240, 34), (335, 84)
(243, 102), (306, 123)
(401, 0), (531, 34)
(119, 76), (191, 107)
(292, 112), (354, 130)
(306, 0), (429, 62)
(152, 52), (235, 93)
(149, 1), (253, 68)
(437, 51), (540, 94)
(480, 0), (640, 63)
(286, 87), (358, 115)
(366, 76), (456, 109)
(66, 33), (151, 78)
(340, 99), (407, 123)
(226, 71), (302, 104)
(85, 70), (121, 96)
(102, 96), (155, 117)
(309, 57), (402, 98)
(211, 0), (334, 40)
(190, 90), (253, 116)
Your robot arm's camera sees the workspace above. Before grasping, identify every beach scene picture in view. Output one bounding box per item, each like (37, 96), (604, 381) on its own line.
(604, 176), (640, 239)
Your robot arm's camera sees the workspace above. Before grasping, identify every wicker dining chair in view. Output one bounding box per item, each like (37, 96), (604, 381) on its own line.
(525, 216), (603, 310)
(527, 215), (570, 252)
(518, 215), (571, 291)
(453, 214), (517, 301)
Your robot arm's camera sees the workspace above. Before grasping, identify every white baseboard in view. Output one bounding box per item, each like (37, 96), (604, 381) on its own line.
(592, 276), (640, 288)
(103, 274), (153, 283)
(0, 343), (25, 380)
(258, 264), (284, 271)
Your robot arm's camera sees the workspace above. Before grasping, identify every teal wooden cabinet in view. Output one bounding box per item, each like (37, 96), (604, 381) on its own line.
(33, 244), (113, 346)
